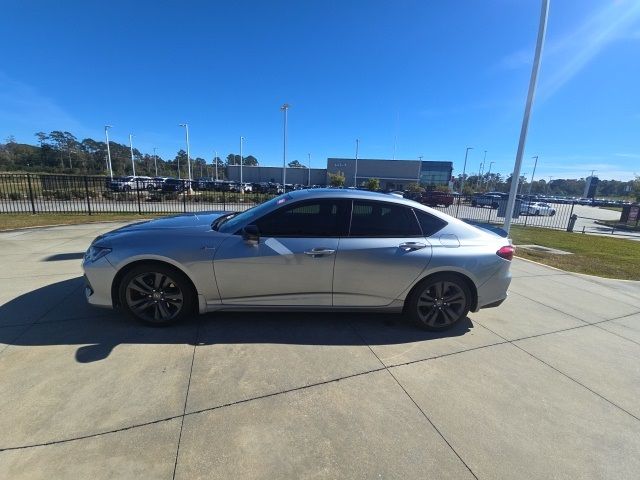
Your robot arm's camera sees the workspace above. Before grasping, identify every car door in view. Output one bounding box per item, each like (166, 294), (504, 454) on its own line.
(214, 198), (349, 306)
(333, 200), (438, 306)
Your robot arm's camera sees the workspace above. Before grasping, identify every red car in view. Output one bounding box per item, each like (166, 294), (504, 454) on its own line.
(420, 191), (454, 207)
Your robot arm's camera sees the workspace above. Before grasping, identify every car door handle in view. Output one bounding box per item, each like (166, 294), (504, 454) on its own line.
(399, 242), (427, 252)
(304, 248), (336, 257)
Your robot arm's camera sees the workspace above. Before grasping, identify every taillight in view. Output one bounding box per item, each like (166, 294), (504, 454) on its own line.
(497, 245), (515, 261)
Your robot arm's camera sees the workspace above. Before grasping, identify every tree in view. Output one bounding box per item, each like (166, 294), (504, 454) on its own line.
(364, 178), (380, 191)
(406, 183), (424, 193)
(226, 154), (258, 166)
(328, 171), (345, 187)
(288, 160), (306, 168)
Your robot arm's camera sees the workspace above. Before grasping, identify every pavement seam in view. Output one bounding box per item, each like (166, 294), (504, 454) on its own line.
(475, 321), (640, 424)
(171, 319), (201, 480)
(347, 321), (479, 480)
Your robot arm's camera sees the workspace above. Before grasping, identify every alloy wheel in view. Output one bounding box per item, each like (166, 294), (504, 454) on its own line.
(416, 280), (467, 328)
(125, 272), (184, 323)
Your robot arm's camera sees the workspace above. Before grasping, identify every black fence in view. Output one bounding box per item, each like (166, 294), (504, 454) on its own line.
(0, 173), (278, 215)
(1, 173), (576, 231)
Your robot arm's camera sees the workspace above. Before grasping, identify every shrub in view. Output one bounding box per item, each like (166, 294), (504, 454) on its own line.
(8, 192), (23, 200)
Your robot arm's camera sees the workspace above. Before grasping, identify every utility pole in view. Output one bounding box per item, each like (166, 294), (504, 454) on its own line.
(240, 136), (244, 187)
(528, 155), (538, 195)
(307, 153), (311, 187)
(281, 103), (289, 188)
(104, 125), (113, 178)
(129, 134), (136, 176)
(214, 150), (218, 181)
(354, 139), (360, 187)
(153, 147), (158, 176)
(503, 0), (549, 233)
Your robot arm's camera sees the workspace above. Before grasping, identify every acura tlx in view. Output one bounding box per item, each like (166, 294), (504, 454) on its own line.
(82, 189), (513, 331)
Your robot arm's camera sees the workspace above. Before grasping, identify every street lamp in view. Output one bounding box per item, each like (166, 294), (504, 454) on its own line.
(178, 123), (192, 183)
(486, 161), (495, 190)
(153, 147), (158, 176)
(528, 155), (538, 196)
(240, 136), (244, 187)
(354, 138), (360, 187)
(281, 103), (289, 188)
(478, 150), (487, 188)
(307, 153), (311, 187)
(214, 150), (218, 181)
(459, 147), (473, 194)
(104, 125), (113, 178)
(129, 134), (136, 176)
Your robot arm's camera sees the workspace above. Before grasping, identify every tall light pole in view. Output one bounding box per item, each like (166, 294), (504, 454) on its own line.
(478, 150), (487, 188)
(486, 161), (495, 190)
(104, 125), (113, 178)
(354, 138), (360, 187)
(503, 0), (549, 233)
(528, 155), (538, 196)
(129, 134), (136, 176)
(214, 150), (218, 181)
(178, 123), (192, 183)
(547, 176), (553, 193)
(307, 153), (311, 187)
(281, 103), (289, 188)
(459, 147), (473, 194)
(239, 136), (244, 186)
(153, 147), (158, 176)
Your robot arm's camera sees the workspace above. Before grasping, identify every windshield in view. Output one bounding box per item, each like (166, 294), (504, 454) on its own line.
(216, 195), (288, 233)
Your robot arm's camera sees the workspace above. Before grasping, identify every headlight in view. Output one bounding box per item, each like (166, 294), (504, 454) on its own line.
(84, 245), (112, 263)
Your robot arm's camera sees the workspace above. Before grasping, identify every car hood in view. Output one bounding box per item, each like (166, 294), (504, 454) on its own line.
(92, 211), (231, 244)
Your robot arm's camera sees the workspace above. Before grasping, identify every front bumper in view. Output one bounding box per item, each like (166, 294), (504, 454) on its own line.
(82, 256), (117, 309)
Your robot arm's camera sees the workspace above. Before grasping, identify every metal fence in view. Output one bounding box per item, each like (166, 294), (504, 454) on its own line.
(1, 173), (576, 231)
(0, 173), (278, 215)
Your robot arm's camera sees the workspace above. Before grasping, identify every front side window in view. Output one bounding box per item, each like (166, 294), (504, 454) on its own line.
(254, 199), (349, 237)
(349, 200), (421, 237)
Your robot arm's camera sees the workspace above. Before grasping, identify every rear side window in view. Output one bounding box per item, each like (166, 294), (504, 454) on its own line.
(413, 209), (447, 236)
(349, 200), (422, 237)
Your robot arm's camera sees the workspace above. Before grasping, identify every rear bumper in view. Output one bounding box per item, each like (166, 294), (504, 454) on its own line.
(474, 262), (512, 312)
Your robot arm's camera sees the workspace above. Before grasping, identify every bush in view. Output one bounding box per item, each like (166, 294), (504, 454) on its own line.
(8, 192), (23, 200)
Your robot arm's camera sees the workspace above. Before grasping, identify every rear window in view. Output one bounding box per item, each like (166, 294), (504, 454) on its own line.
(413, 209), (447, 237)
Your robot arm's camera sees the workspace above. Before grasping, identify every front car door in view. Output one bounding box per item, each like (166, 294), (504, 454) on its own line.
(214, 198), (349, 306)
(333, 199), (443, 306)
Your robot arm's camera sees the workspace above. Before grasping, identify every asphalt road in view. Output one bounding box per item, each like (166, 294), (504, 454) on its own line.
(1, 222), (639, 479)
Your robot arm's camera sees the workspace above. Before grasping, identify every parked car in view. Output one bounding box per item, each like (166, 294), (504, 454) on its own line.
(161, 178), (191, 192)
(83, 189), (513, 331)
(520, 202), (556, 216)
(150, 177), (170, 190)
(420, 190), (454, 207)
(107, 176), (154, 192)
(471, 194), (502, 209)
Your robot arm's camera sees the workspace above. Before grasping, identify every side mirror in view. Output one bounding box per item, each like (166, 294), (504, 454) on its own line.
(242, 224), (260, 245)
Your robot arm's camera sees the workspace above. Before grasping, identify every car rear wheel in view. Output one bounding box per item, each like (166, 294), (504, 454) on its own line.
(118, 264), (195, 326)
(406, 274), (471, 331)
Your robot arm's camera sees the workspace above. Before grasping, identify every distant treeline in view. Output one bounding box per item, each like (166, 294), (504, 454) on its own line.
(0, 131), (259, 179)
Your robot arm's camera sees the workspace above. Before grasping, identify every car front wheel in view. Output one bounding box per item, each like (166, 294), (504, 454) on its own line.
(406, 274), (471, 331)
(118, 264), (195, 326)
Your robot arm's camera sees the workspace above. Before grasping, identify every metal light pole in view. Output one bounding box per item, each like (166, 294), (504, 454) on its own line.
(503, 0), (550, 233)
(486, 161), (495, 190)
(478, 150), (487, 188)
(547, 176), (553, 193)
(104, 125), (113, 178)
(459, 147), (473, 194)
(129, 134), (136, 176)
(214, 150), (218, 181)
(178, 123), (192, 183)
(239, 136), (244, 186)
(307, 153), (311, 187)
(354, 138), (360, 187)
(528, 155), (538, 196)
(153, 147), (158, 176)
(281, 103), (289, 188)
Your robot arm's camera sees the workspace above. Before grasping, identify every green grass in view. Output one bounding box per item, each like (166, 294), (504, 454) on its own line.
(599, 206), (623, 212)
(510, 226), (640, 280)
(0, 213), (163, 230)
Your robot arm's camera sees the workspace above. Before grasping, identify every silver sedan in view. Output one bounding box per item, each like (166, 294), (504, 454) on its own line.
(82, 189), (513, 330)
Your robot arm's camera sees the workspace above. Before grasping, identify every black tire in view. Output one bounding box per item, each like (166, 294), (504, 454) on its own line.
(550, 210), (556, 217)
(535, 210), (540, 216)
(124, 185), (132, 192)
(118, 263), (196, 326)
(492, 202), (499, 209)
(405, 273), (471, 331)
(471, 200), (477, 207)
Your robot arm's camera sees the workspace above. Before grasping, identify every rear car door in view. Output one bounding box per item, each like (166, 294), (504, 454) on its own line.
(214, 198), (349, 305)
(333, 200), (440, 306)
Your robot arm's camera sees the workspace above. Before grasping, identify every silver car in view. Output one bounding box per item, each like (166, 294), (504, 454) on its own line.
(82, 189), (513, 330)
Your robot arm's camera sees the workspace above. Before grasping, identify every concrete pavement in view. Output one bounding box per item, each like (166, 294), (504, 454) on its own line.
(1, 221), (639, 479)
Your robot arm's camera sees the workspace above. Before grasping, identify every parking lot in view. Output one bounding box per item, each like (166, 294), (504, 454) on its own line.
(1, 221), (639, 479)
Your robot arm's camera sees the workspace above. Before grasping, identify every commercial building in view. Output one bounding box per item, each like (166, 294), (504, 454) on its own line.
(326, 158), (453, 190)
(226, 158), (453, 190)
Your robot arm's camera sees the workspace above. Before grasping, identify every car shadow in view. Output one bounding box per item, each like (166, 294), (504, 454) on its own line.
(0, 277), (475, 363)
(42, 252), (86, 261)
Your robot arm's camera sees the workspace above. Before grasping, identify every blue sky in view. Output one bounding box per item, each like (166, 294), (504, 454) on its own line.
(1, 0), (639, 180)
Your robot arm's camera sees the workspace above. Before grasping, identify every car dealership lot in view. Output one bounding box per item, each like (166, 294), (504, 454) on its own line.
(1, 222), (639, 479)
